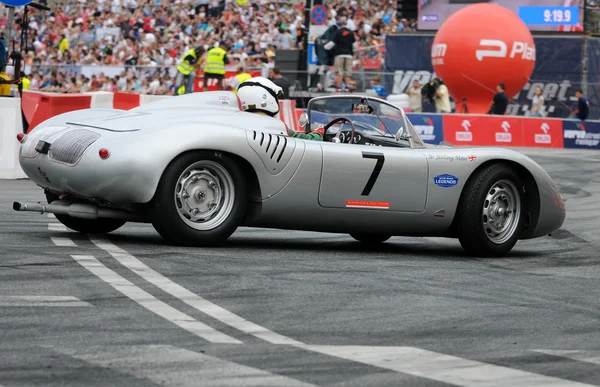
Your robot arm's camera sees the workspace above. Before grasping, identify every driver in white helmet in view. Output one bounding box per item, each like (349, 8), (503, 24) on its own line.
(237, 76), (324, 141)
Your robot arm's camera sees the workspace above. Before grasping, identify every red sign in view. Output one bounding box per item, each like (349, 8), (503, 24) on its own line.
(443, 114), (524, 146)
(193, 70), (261, 92)
(522, 117), (564, 148)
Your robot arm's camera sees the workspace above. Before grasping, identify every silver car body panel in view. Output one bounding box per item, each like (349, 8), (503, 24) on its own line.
(18, 91), (566, 239)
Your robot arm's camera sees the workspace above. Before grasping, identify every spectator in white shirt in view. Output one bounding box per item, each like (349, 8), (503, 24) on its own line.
(527, 87), (545, 117)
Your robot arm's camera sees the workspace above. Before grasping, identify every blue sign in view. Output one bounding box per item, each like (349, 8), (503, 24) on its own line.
(434, 174), (458, 188)
(308, 43), (318, 65)
(0, 0), (33, 6)
(562, 120), (600, 150)
(406, 113), (444, 144)
(311, 5), (328, 26)
(518, 6), (579, 26)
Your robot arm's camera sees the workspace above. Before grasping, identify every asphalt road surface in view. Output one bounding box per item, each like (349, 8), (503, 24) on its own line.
(1, 147), (599, 387)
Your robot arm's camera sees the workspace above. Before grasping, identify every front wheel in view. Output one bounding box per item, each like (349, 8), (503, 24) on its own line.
(350, 233), (392, 244)
(150, 151), (248, 246)
(456, 163), (526, 257)
(45, 193), (126, 234)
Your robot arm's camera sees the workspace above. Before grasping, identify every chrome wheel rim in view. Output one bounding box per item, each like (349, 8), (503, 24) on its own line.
(174, 160), (235, 231)
(482, 179), (521, 245)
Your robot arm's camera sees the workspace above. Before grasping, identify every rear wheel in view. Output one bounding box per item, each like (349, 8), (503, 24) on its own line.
(150, 151), (248, 246)
(45, 193), (125, 234)
(350, 233), (392, 244)
(456, 163), (526, 257)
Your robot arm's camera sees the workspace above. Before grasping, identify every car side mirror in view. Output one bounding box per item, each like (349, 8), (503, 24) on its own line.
(298, 112), (308, 128)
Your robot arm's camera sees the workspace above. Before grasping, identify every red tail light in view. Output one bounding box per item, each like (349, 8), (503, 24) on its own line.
(17, 133), (26, 143)
(99, 148), (110, 159)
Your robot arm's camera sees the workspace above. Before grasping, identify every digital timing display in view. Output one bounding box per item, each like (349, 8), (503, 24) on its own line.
(518, 6), (579, 26)
(418, 0), (585, 32)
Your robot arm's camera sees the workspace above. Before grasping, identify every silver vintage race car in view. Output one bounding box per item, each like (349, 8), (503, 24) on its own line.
(13, 91), (566, 257)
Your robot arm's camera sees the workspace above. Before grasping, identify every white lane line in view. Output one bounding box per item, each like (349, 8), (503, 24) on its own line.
(0, 296), (92, 307)
(47, 213), (56, 219)
(89, 237), (302, 345)
(300, 345), (597, 387)
(48, 223), (67, 232)
(533, 350), (600, 366)
(71, 255), (241, 344)
(51, 237), (77, 247)
(55, 344), (317, 387)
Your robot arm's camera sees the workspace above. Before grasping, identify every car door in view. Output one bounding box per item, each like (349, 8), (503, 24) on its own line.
(317, 142), (429, 212)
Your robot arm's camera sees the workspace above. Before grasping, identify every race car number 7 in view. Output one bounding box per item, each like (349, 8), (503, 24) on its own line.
(361, 152), (385, 196)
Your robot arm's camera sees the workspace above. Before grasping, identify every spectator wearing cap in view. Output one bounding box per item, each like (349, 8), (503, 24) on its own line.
(332, 17), (356, 91)
(174, 46), (205, 95)
(203, 41), (229, 91)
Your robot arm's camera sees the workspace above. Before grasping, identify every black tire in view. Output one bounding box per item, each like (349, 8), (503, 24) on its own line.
(45, 193), (126, 234)
(350, 233), (392, 244)
(455, 163), (526, 257)
(150, 151), (248, 246)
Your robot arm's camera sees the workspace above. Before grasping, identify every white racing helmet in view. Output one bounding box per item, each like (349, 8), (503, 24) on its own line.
(237, 76), (284, 117)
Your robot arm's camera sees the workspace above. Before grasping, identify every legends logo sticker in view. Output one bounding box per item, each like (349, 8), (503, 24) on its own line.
(434, 174), (459, 188)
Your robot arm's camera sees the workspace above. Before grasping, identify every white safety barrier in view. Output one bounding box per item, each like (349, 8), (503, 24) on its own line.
(86, 91), (114, 109)
(0, 97), (26, 179)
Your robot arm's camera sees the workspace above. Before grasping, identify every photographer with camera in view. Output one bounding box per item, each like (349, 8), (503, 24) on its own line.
(421, 78), (451, 113)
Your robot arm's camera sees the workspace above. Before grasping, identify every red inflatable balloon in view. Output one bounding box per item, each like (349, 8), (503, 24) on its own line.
(431, 3), (536, 114)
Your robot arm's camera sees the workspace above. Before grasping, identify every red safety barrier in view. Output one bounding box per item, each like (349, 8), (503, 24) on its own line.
(21, 91), (41, 125)
(278, 100), (297, 131)
(113, 92), (141, 111)
(443, 114), (564, 148)
(26, 93), (92, 133)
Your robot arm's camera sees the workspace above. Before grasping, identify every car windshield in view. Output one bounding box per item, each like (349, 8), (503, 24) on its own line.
(308, 97), (423, 146)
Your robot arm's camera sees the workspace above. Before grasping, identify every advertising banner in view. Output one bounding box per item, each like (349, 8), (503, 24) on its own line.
(522, 117), (564, 148)
(406, 113), (444, 144)
(562, 120), (600, 150)
(193, 70), (261, 92)
(443, 114), (524, 147)
(385, 35), (590, 119)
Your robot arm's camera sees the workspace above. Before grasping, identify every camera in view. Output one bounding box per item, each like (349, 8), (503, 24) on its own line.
(421, 78), (444, 101)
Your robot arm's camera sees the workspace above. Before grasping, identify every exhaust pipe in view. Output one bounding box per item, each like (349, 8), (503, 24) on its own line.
(13, 200), (146, 222)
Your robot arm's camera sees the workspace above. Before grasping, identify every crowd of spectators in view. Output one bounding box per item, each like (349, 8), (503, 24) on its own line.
(0, 0), (417, 94)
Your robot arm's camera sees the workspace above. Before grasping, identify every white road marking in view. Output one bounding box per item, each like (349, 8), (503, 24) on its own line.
(51, 237), (77, 247)
(533, 350), (600, 366)
(48, 223), (67, 232)
(71, 255), (242, 344)
(0, 296), (92, 307)
(55, 344), (318, 387)
(47, 213), (56, 219)
(300, 345), (597, 387)
(89, 237), (302, 345)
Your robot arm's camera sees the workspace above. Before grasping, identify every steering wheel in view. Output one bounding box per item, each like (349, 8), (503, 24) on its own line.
(323, 117), (356, 144)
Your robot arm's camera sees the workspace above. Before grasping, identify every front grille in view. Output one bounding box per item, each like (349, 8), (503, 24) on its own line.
(48, 129), (101, 165)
